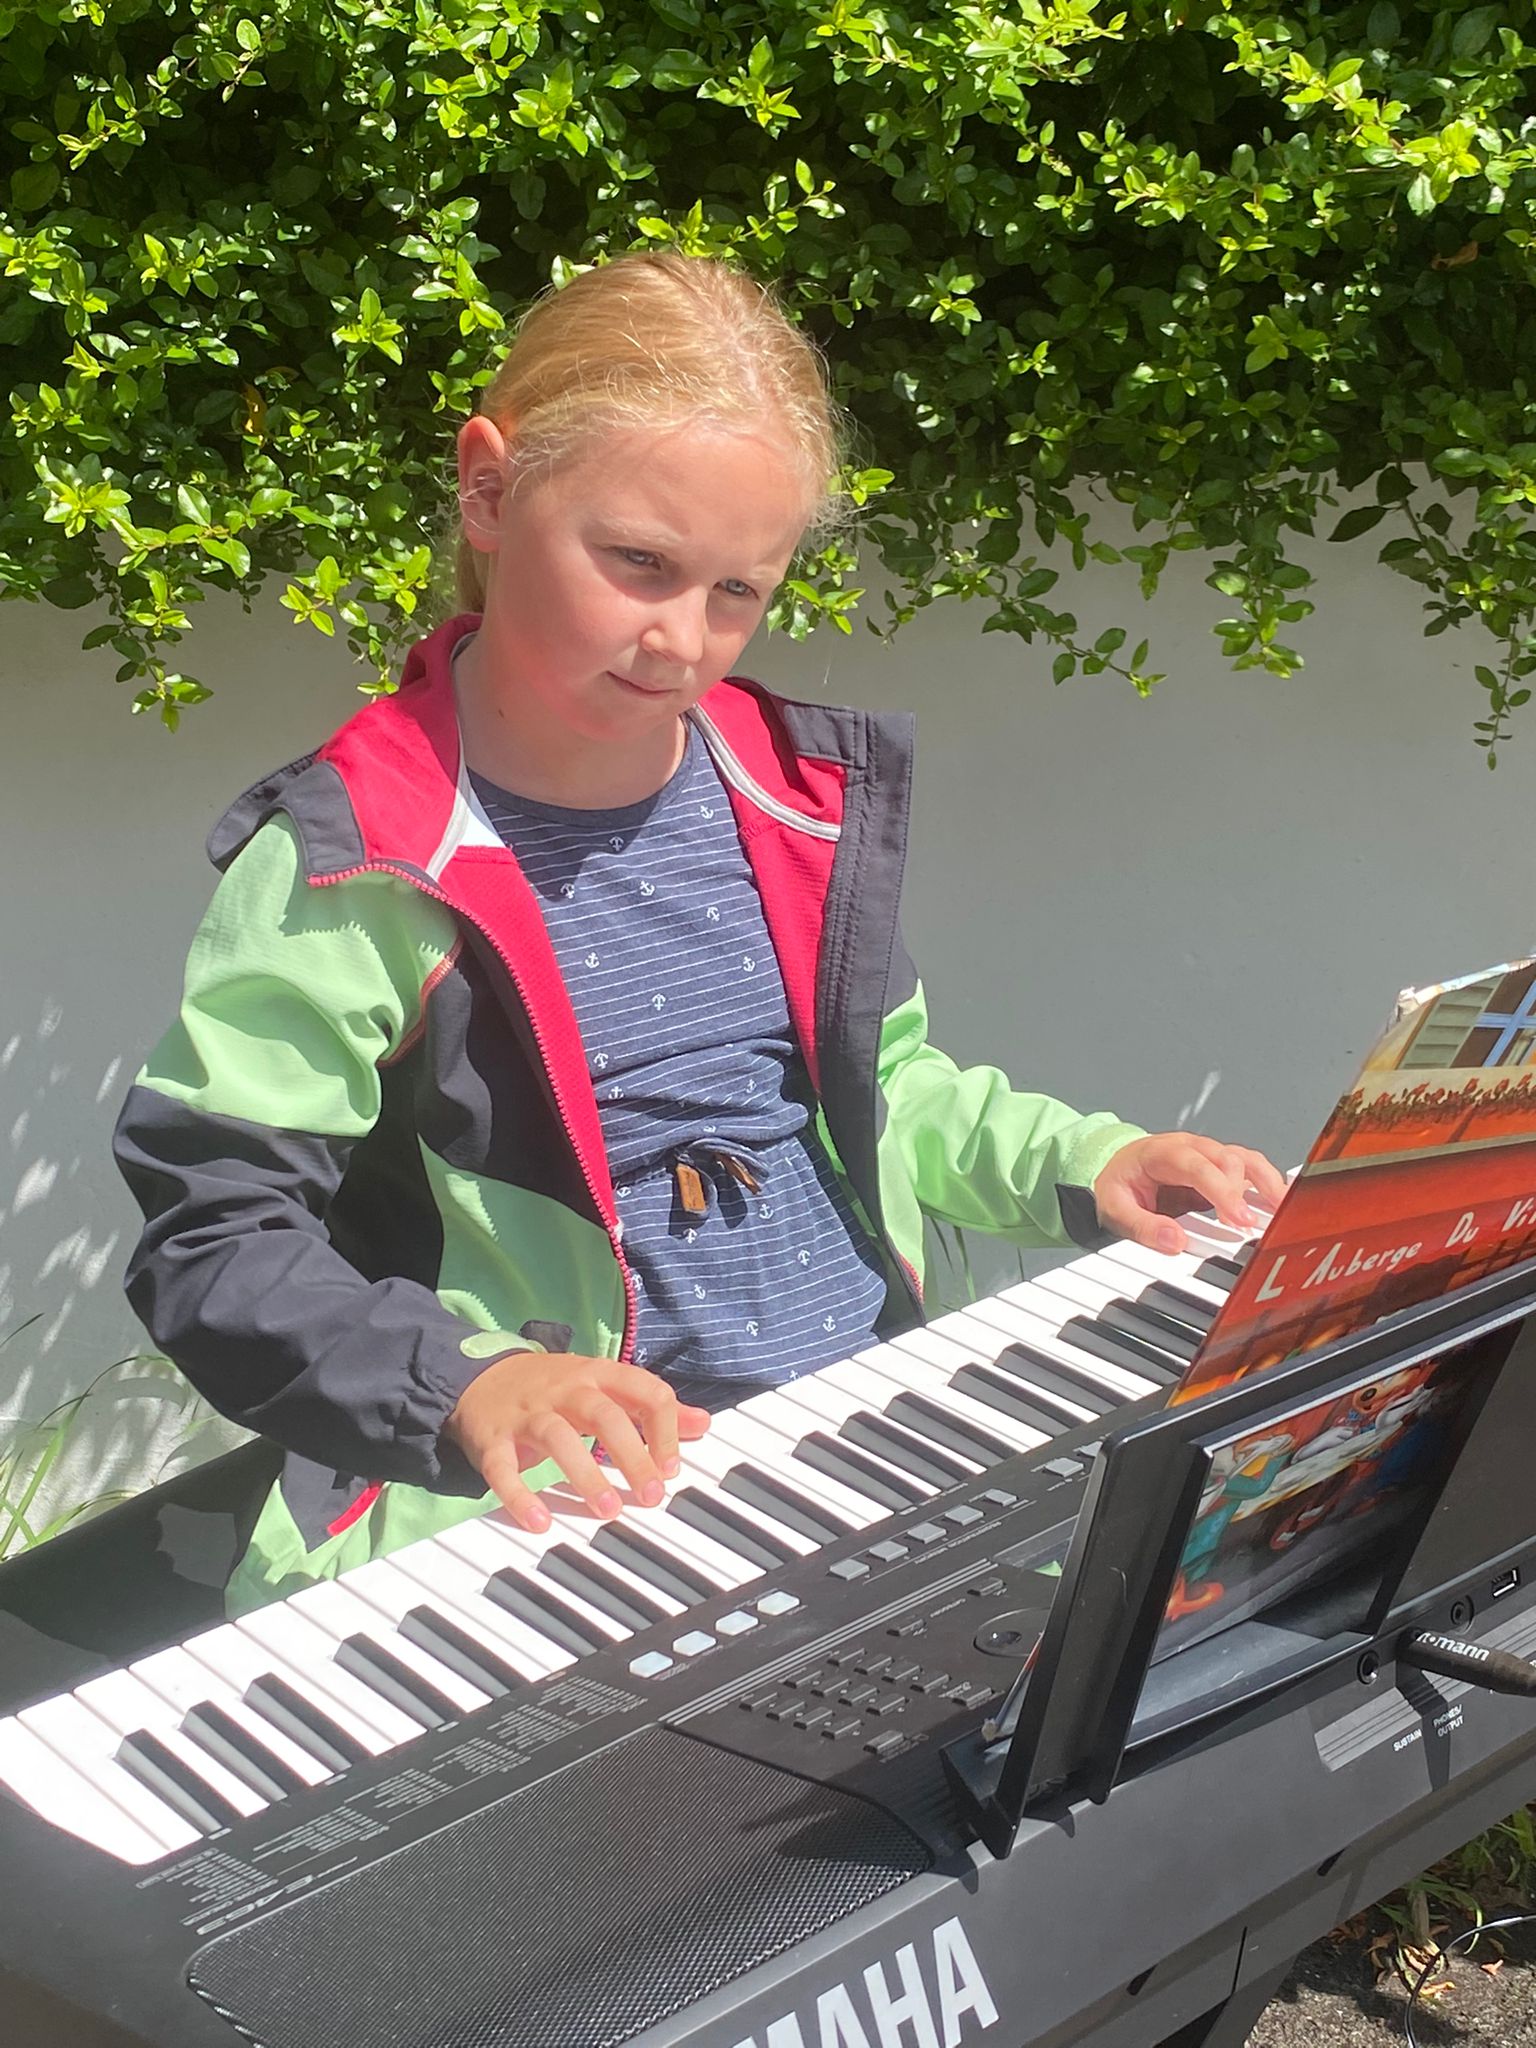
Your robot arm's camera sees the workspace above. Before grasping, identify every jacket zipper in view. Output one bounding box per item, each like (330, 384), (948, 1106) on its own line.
(312, 863), (640, 1362)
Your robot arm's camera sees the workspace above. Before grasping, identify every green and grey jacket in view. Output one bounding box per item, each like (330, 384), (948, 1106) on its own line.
(113, 616), (1143, 1599)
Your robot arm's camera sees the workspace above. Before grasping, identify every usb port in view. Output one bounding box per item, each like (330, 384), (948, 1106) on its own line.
(1492, 1567), (1521, 1601)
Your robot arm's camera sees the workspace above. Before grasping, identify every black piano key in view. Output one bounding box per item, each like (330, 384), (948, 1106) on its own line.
(1057, 1316), (1182, 1385)
(1197, 1253), (1246, 1287)
(667, 1486), (797, 1570)
(1096, 1297), (1202, 1361)
(590, 1523), (717, 1607)
(540, 1544), (672, 1633)
(181, 1702), (308, 1802)
(397, 1607), (521, 1697)
(986, 1342), (1116, 1417)
(884, 1392), (1012, 1467)
(1134, 1280), (1219, 1332)
(116, 1731), (245, 1836)
(719, 1465), (846, 1546)
(484, 1570), (612, 1656)
(246, 1675), (367, 1774)
(838, 1410), (973, 1489)
(951, 1364), (1071, 1438)
(794, 1431), (926, 1511)
(334, 1635), (456, 1729)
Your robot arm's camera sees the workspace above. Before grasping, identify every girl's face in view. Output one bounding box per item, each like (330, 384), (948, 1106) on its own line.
(458, 417), (811, 748)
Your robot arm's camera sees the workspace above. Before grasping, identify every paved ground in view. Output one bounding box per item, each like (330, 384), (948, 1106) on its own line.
(1250, 1919), (1536, 2047)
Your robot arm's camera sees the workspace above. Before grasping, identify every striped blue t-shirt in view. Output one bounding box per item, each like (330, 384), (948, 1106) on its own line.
(468, 724), (890, 1400)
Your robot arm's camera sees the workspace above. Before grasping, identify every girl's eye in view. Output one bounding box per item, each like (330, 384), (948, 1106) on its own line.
(721, 578), (758, 600)
(618, 548), (660, 570)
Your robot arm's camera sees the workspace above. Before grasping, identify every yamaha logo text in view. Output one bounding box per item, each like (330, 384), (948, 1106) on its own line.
(729, 1916), (999, 2048)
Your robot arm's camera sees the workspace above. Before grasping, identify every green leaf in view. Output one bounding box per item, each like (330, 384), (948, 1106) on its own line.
(10, 162), (60, 211)
(1052, 651), (1075, 684)
(1405, 174), (1435, 218)
(1328, 506), (1387, 543)
(1366, 2), (1399, 43)
(1434, 449), (1488, 478)
(1451, 7), (1500, 61)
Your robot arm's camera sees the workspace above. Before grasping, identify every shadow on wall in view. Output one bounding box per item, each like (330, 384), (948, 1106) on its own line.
(0, 994), (248, 1547)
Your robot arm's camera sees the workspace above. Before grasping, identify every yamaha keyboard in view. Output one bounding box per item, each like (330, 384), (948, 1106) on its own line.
(5, 1221), (1536, 2048)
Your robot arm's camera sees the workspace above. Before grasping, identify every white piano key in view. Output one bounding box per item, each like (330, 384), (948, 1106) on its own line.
(955, 1298), (1159, 1399)
(871, 1322), (1093, 1423)
(388, 1541), (581, 1677)
(432, 1520), (584, 1669)
(329, 1556), (533, 1707)
(289, 1578), (495, 1715)
(762, 1374), (944, 1496)
(183, 1620), (401, 1760)
(0, 1714), (173, 1865)
(1088, 1240), (1238, 1307)
(436, 1527), (630, 1643)
(16, 1694), (202, 1858)
(236, 1602), (424, 1750)
(131, 1645), (330, 1789)
(827, 1346), (1052, 1454)
(708, 1408), (882, 1526)
(73, 1669), (267, 1821)
(663, 1462), (820, 1559)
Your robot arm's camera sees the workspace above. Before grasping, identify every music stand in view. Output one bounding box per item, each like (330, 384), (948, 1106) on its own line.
(941, 1254), (1536, 1859)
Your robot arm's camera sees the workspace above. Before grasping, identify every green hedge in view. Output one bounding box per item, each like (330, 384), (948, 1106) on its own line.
(3, 1), (1535, 753)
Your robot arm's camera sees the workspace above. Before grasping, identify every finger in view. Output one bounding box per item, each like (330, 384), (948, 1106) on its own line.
(1173, 1143), (1258, 1230)
(1234, 1147), (1288, 1211)
(1095, 1183), (1188, 1256)
(477, 1440), (554, 1535)
(534, 1415), (623, 1521)
(612, 1371), (682, 1480)
(579, 1396), (665, 1508)
(677, 1403), (712, 1442)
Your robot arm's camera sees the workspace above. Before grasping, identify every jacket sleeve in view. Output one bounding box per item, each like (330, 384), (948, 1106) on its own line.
(875, 969), (1145, 1249)
(113, 814), (532, 1494)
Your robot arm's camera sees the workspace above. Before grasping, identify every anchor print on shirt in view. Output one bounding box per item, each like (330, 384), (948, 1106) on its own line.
(639, 880), (656, 898)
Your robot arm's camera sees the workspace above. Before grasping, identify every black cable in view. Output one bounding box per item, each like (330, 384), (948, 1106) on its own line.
(1403, 1908), (1536, 2047)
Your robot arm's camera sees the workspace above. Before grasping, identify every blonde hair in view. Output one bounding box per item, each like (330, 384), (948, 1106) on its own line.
(454, 251), (846, 610)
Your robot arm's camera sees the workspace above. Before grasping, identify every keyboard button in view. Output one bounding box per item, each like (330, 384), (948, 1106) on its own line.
(628, 1651), (674, 1679)
(672, 1631), (716, 1657)
(829, 1558), (870, 1581)
(906, 1522), (946, 1544)
(756, 1591), (800, 1616)
(715, 1610), (759, 1637)
(945, 1504), (984, 1527)
(867, 1540), (909, 1563)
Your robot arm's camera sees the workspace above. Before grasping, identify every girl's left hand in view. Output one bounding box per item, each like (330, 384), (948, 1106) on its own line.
(1092, 1133), (1288, 1255)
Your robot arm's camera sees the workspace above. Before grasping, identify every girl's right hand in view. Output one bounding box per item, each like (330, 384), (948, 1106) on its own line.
(443, 1353), (711, 1533)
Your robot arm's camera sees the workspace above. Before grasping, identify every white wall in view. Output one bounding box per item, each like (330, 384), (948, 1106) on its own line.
(3, 518), (1530, 1504)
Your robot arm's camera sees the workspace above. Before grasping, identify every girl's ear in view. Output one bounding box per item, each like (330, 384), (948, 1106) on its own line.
(456, 416), (513, 551)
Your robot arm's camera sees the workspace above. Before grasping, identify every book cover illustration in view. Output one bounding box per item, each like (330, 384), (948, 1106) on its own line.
(1173, 958), (1536, 1404)
(1156, 1346), (1478, 1655)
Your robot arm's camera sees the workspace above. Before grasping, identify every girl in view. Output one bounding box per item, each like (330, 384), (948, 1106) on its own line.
(114, 251), (1283, 1611)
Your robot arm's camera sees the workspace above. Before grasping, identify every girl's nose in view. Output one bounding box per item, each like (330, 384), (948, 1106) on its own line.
(640, 588), (709, 667)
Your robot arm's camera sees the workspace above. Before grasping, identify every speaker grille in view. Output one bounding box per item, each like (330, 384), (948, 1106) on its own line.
(189, 1728), (930, 2048)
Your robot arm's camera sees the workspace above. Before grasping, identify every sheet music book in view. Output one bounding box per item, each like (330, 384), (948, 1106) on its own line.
(1175, 956), (1536, 1403)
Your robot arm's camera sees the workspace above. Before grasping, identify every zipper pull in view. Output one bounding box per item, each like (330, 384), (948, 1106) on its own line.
(675, 1161), (710, 1218)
